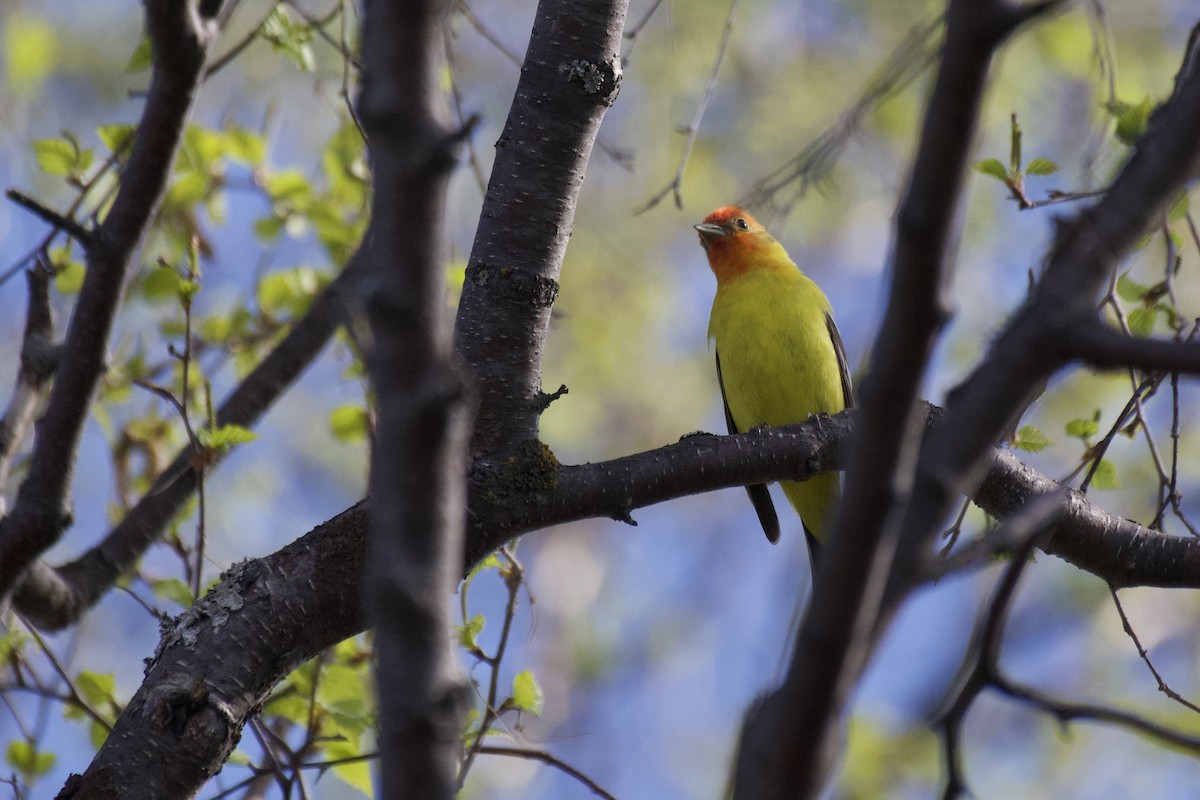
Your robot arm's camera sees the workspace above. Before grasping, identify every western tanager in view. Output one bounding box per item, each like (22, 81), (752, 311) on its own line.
(695, 206), (852, 565)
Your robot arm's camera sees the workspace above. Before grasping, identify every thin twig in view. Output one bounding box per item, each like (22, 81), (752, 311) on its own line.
(635, 0), (739, 214)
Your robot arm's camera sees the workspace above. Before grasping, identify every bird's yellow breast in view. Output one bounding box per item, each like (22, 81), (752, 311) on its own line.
(708, 268), (845, 432)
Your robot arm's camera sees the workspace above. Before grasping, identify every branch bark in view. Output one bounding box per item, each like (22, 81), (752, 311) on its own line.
(453, 0), (627, 457)
(356, 0), (473, 795)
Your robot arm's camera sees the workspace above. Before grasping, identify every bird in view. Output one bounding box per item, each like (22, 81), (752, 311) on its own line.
(695, 205), (852, 569)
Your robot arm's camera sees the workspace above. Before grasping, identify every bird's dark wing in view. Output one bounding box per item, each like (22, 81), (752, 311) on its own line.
(716, 349), (781, 544)
(826, 312), (854, 409)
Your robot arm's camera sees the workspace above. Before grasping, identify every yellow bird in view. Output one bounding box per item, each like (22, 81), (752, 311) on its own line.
(695, 206), (852, 566)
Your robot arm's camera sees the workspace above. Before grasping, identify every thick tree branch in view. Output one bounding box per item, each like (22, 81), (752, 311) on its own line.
(59, 399), (1200, 797)
(0, 1), (220, 605)
(731, 3), (1060, 798)
(357, 0), (473, 796)
(56, 504), (370, 799)
(453, 0), (627, 457)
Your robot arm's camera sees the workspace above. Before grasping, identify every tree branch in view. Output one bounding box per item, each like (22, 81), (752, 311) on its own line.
(0, 266), (56, 496)
(730, 3), (1061, 797)
(58, 395), (1200, 797)
(357, 0), (474, 795)
(452, 0), (627, 457)
(1060, 318), (1200, 374)
(0, 0), (220, 606)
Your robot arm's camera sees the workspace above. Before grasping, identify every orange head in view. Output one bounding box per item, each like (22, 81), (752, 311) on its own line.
(695, 206), (786, 284)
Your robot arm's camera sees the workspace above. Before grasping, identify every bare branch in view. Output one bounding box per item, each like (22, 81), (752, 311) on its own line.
(635, 0), (739, 214)
(357, 0), (474, 794)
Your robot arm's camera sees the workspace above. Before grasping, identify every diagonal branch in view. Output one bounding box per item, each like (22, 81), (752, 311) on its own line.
(729, 3), (1063, 798)
(0, 1), (221, 606)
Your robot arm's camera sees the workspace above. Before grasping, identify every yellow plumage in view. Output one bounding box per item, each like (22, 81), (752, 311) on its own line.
(696, 206), (851, 557)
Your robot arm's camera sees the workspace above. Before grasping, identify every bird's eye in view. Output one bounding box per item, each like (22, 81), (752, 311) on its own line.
(735, 218), (749, 230)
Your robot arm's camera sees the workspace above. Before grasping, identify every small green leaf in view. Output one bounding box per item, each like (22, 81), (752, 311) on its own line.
(329, 404), (369, 443)
(1091, 459), (1119, 490)
(1024, 157), (1058, 176)
(1127, 306), (1156, 337)
(140, 266), (182, 303)
(973, 158), (1008, 182)
(224, 126), (267, 167)
(1011, 425), (1052, 452)
(1115, 272), (1148, 302)
(54, 259), (86, 294)
(1107, 97), (1154, 146)
(97, 123), (137, 154)
(6, 740), (55, 781)
(196, 424), (258, 451)
(177, 278), (201, 304)
(457, 613), (486, 649)
(76, 671), (116, 706)
(510, 670), (544, 716)
(260, 7), (316, 71)
(1066, 418), (1099, 439)
(126, 35), (152, 73)
(33, 137), (78, 175)
(324, 739), (374, 798)
(150, 577), (194, 607)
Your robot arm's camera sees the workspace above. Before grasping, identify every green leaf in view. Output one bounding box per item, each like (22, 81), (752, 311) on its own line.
(6, 740), (55, 781)
(1107, 97), (1154, 146)
(54, 259), (86, 295)
(329, 404), (369, 443)
(177, 278), (201, 304)
(165, 170), (210, 209)
(126, 35), (152, 73)
(510, 669), (544, 716)
(4, 14), (60, 96)
(224, 126), (267, 167)
(258, 266), (327, 317)
(97, 123), (137, 154)
(1127, 306), (1156, 337)
(150, 577), (194, 607)
(0, 630), (28, 660)
(324, 738), (375, 798)
(33, 137), (79, 175)
(140, 266), (182, 304)
(972, 158), (1008, 182)
(1168, 190), (1190, 222)
(260, 7), (316, 72)
(1115, 272), (1148, 303)
(1091, 459), (1119, 490)
(75, 671), (116, 709)
(1024, 157), (1058, 176)
(457, 613), (486, 649)
(1011, 425), (1052, 452)
(1066, 418), (1099, 439)
(196, 424), (259, 451)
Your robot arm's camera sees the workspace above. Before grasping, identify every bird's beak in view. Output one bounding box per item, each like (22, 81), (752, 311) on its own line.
(694, 222), (726, 244)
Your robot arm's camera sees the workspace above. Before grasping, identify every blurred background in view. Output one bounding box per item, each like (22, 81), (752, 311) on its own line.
(3, 0), (1200, 797)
